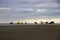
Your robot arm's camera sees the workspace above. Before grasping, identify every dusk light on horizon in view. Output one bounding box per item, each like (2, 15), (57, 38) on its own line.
(0, 0), (60, 23)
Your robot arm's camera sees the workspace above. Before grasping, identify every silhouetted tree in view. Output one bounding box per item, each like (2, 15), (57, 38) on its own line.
(49, 21), (54, 24)
(34, 22), (37, 24)
(45, 21), (48, 24)
(9, 22), (13, 24)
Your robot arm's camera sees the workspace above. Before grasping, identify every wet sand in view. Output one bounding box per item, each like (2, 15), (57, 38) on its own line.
(0, 25), (60, 40)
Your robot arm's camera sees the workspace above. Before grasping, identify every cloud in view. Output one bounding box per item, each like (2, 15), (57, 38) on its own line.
(0, 7), (11, 10)
(0, 0), (60, 23)
(36, 9), (47, 12)
(54, 9), (60, 12)
(34, 3), (60, 8)
(17, 0), (57, 4)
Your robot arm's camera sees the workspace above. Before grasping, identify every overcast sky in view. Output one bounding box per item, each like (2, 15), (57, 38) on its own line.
(0, 0), (60, 23)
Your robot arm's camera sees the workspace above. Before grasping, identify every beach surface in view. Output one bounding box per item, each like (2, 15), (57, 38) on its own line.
(0, 24), (60, 40)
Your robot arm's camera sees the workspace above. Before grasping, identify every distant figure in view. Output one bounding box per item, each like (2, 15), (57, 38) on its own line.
(45, 21), (48, 24)
(41, 21), (43, 24)
(34, 22), (37, 24)
(21, 22), (23, 24)
(49, 21), (54, 24)
(17, 22), (20, 24)
(9, 22), (13, 24)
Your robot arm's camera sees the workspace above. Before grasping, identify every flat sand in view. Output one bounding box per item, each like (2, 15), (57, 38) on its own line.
(0, 25), (60, 40)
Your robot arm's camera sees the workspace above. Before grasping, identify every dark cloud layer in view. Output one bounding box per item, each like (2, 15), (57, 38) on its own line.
(0, 0), (60, 23)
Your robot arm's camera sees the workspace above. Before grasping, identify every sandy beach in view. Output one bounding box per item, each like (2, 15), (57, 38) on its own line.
(0, 24), (60, 40)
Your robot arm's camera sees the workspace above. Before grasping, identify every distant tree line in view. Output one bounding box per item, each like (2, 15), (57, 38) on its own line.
(9, 21), (54, 24)
(9, 22), (27, 24)
(34, 21), (54, 24)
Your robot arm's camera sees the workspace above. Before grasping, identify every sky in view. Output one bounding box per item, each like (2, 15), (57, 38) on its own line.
(0, 0), (60, 23)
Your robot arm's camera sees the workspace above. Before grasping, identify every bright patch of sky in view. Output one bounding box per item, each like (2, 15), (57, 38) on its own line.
(0, 0), (60, 23)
